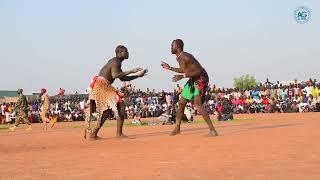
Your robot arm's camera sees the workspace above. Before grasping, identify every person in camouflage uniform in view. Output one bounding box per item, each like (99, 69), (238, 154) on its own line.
(9, 89), (32, 132)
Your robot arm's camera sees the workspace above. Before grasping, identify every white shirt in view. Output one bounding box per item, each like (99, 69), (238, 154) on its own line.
(224, 94), (231, 100)
(0, 105), (4, 115)
(245, 90), (251, 97)
(255, 99), (262, 104)
(236, 92), (242, 99)
(80, 101), (85, 110)
(303, 86), (312, 97)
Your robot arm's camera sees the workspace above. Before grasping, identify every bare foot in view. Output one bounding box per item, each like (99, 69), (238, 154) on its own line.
(25, 126), (32, 131)
(89, 134), (99, 140)
(169, 129), (181, 136)
(83, 128), (92, 139)
(207, 130), (218, 137)
(116, 134), (128, 139)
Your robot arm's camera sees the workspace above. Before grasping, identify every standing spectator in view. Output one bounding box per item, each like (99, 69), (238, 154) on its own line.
(294, 84), (300, 97)
(40, 88), (56, 130)
(0, 103), (5, 124)
(308, 95), (317, 111)
(303, 83), (312, 97)
(316, 92), (320, 112)
(280, 87), (288, 101)
(288, 84), (294, 98)
(9, 89), (32, 132)
(4, 104), (10, 124)
(270, 86), (277, 100)
(59, 88), (65, 95)
(165, 93), (171, 106)
(311, 84), (319, 99)
(80, 99), (86, 110)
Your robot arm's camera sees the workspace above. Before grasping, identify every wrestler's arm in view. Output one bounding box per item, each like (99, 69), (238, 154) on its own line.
(161, 61), (185, 73)
(120, 69), (147, 81)
(169, 67), (185, 73)
(172, 57), (201, 82)
(111, 62), (134, 78)
(120, 75), (140, 81)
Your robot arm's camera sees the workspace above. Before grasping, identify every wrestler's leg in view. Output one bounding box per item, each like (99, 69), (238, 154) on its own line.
(90, 110), (108, 139)
(84, 100), (96, 139)
(193, 95), (218, 136)
(170, 97), (188, 136)
(84, 107), (91, 139)
(116, 101), (127, 137)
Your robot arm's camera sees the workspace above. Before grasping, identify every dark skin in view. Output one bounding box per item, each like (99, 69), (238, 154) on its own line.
(161, 40), (218, 136)
(90, 46), (148, 139)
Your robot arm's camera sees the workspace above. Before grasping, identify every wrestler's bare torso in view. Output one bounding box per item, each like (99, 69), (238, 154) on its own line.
(98, 57), (123, 84)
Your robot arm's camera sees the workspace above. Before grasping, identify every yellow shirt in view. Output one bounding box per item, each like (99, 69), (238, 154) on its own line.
(41, 93), (50, 111)
(311, 87), (319, 98)
(8, 106), (14, 112)
(246, 98), (254, 104)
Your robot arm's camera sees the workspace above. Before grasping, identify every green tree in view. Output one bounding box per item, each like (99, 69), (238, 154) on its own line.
(233, 74), (257, 90)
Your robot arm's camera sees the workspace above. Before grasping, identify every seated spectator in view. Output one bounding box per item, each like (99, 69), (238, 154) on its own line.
(218, 98), (233, 121)
(308, 95), (317, 111)
(316, 92), (320, 112)
(291, 101), (299, 112)
(184, 103), (195, 122)
(251, 88), (260, 100)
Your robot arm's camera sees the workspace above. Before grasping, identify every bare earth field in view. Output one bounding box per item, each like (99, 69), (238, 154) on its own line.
(1, 113), (320, 180)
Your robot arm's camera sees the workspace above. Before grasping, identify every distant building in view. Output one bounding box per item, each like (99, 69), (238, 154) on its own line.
(0, 90), (18, 103)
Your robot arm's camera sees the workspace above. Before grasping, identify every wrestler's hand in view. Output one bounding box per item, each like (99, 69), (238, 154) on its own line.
(131, 68), (143, 73)
(138, 69), (148, 77)
(161, 61), (170, 70)
(172, 74), (185, 82)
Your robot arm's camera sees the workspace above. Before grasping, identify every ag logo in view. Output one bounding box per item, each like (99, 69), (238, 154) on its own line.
(294, 6), (311, 24)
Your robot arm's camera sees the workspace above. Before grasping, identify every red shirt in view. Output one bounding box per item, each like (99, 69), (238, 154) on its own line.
(231, 99), (237, 105)
(262, 98), (269, 105)
(4, 106), (9, 113)
(240, 99), (246, 106)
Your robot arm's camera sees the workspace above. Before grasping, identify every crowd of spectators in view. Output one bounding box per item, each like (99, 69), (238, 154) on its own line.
(0, 97), (86, 124)
(1, 78), (320, 125)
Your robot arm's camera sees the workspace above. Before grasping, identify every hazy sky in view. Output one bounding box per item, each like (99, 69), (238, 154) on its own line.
(0, 0), (319, 94)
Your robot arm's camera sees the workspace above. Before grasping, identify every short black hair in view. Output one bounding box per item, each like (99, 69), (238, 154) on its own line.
(115, 45), (127, 54)
(174, 39), (184, 49)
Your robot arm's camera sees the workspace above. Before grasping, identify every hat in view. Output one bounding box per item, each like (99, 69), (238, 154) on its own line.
(17, 89), (23, 94)
(41, 88), (47, 93)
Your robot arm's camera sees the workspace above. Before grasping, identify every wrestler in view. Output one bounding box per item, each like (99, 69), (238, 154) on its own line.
(85, 45), (147, 139)
(161, 39), (218, 136)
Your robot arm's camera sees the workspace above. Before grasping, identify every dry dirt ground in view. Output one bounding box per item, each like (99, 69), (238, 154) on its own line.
(1, 113), (320, 180)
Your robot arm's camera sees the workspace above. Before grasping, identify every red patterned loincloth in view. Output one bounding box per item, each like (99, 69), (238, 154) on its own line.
(88, 76), (119, 117)
(185, 68), (209, 102)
